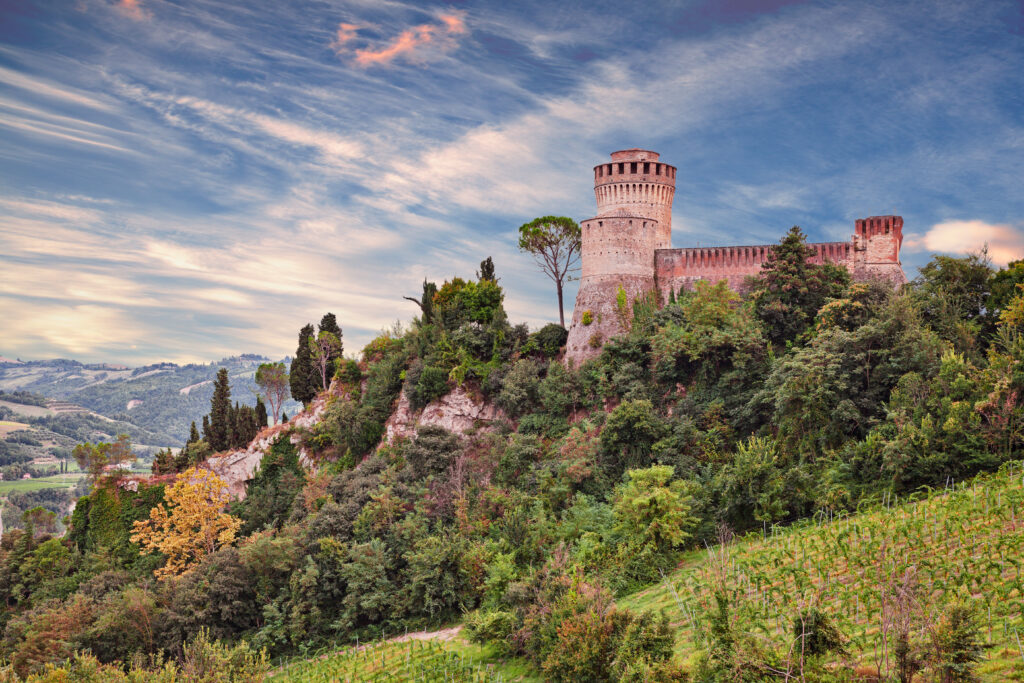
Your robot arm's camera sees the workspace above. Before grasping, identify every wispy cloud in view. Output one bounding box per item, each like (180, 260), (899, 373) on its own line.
(116, 0), (149, 21)
(336, 12), (469, 67)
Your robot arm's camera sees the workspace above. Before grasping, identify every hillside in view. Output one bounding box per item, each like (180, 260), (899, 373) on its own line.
(0, 245), (1021, 682)
(619, 464), (1024, 679)
(0, 355), (301, 445)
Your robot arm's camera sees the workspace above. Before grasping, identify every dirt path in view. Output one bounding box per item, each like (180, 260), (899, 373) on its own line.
(383, 625), (462, 645)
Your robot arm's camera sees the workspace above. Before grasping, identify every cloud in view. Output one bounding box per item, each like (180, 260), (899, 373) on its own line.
(0, 66), (113, 111)
(906, 220), (1024, 265)
(116, 0), (149, 21)
(331, 23), (361, 52)
(344, 12), (468, 67)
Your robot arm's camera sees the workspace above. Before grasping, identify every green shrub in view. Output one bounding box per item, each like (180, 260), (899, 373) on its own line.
(582, 310), (593, 325)
(464, 609), (518, 651)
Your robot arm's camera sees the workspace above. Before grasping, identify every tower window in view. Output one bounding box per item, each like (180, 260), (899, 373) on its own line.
(630, 162), (637, 173)
(618, 163), (625, 174)
(643, 162), (650, 173)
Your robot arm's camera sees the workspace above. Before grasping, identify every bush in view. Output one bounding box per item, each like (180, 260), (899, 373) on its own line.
(406, 363), (450, 410)
(464, 609), (518, 651)
(496, 359), (543, 419)
(525, 324), (568, 358)
(404, 426), (462, 479)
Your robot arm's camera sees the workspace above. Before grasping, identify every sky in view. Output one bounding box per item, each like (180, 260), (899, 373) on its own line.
(1, 0), (1022, 365)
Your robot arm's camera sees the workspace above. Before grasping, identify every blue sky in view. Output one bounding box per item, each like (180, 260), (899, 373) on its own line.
(1, 0), (1022, 365)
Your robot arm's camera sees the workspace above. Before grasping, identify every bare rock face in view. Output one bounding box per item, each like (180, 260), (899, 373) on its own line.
(384, 385), (505, 443)
(202, 381), (333, 500)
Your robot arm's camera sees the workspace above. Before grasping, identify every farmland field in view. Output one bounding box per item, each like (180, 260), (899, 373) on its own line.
(620, 461), (1024, 679)
(0, 473), (83, 494)
(0, 420), (30, 436)
(270, 635), (540, 682)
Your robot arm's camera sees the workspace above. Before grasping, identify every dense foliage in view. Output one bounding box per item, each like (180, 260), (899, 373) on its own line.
(1, 235), (1022, 681)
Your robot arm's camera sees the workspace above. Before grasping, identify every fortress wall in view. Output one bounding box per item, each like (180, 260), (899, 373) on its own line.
(654, 241), (854, 295)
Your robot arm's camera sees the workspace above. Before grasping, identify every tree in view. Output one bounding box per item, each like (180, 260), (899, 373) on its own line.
(254, 396), (269, 428)
(518, 216), (582, 326)
(309, 330), (343, 391)
(612, 465), (696, 555)
(318, 313), (345, 368)
(254, 362), (289, 426)
(290, 323), (318, 406)
(72, 434), (135, 483)
(404, 279), (438, 325)
(477, 256), (497, 282)
(130, 466), (242, 579)
(187, 422), (200, 446)
(753, 226), (850, 346)
(208, 368), (231, 452)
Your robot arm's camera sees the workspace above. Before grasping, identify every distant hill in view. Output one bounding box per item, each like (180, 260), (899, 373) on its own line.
(0, 354), (301, 446)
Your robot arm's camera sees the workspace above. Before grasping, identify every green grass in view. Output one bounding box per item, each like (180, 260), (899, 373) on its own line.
(270, 637), (541, 682)
(0, 473), (83, 493)
(619, 462), (1024, 679)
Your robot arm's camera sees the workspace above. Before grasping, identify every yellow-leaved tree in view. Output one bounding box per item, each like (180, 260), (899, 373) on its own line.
(131, 466), (241, 579)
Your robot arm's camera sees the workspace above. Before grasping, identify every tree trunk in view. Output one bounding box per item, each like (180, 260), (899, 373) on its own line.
(557, 281), (565, 327)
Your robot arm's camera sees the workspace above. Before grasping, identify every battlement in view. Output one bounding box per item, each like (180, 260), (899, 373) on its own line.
(855, 215), (903, 241)
(655, 241), (856, 292)
(594, 159), (676, 185)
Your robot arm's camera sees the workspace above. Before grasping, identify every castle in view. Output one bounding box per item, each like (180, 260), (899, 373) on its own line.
(564, 149), (906, 362)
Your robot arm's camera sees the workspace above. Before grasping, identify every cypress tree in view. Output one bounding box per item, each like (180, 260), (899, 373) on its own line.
(255, 397), (269, 428)
(318, 313), (344, 370)
(290, 323), (317, 406)
(188, 421), (200, 445)
(281, 412), (288, 423)
(202, 415), (211, 443)
(477, 256), (497, 282)
(208, 368), (231, 451)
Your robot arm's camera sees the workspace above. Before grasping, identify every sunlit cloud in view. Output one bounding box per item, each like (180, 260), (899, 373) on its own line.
(116, 0), (149, 21)
(345, 12), (468, 67)
(906, 220), (1024, 266)
(331, 23), (361, 52)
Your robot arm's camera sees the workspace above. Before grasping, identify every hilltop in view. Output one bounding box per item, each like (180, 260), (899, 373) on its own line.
(0, 354), (301, 445)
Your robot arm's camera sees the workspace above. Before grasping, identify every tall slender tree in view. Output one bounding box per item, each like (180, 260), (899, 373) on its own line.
(290, 323), (317, 406)
(208, 368), (231, 452)
(309, 331), (343, 391)
(404, 279), (438, 325)
(187, 421), (200, 446)
(517, 216), (581, 326)
(255, 396), (269, 428)
(318, 313), (344, 372)
(477, 256), (497, 282)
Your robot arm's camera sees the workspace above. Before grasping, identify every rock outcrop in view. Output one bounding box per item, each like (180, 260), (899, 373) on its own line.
(384, 385), (505, 443)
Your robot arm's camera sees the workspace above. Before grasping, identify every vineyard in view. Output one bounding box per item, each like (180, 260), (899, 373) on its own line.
(270, 637), (541, 682)
(620, 461), (1024, 679)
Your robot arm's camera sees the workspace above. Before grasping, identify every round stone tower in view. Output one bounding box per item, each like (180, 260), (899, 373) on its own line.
(565, 150), (677, 363)
(592, 149), (676, 248)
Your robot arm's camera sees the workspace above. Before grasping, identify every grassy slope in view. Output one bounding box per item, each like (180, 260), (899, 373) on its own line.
(270, 635), (541, 682)
(619, 464), (1024, 679)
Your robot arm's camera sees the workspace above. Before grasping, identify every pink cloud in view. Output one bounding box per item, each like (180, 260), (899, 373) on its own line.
(116, 0), (148, 20)
(340, 12), (467, 67)
(905, 219), (1024, 266)
(331, 23), (361, 52)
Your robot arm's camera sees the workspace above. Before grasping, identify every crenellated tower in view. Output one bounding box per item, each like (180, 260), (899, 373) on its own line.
(565, 150), (677, 362)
